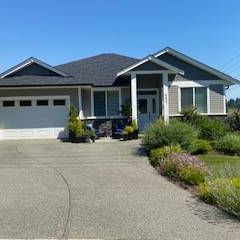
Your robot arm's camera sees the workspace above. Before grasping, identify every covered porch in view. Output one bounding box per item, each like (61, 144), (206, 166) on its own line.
(117, 55), (184, 130)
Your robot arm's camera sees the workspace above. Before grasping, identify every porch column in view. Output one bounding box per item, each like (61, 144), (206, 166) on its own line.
(162, 71), (169, 124)
(78, 87), (84, 119)
(131, 73), (137, 122)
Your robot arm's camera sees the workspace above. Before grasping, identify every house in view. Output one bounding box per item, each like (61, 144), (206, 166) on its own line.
(0, 47), (238, 140)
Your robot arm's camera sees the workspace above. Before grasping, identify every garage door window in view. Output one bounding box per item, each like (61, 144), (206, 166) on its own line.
(54, 99), (66, 106)
(3, 100), (15, 107)
(37, 100), (48, 106)
(20, 100), (32, 107)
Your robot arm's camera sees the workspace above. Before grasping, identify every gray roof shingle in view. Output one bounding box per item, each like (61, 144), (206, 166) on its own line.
(56, 53), (139, 86)
(0, 53), (139, 87)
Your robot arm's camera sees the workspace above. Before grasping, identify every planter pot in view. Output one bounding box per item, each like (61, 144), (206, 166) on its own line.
(90, 135), (95, 143)
(69, 132), (76, 142)
(72, 136), (90, 143)
(133, 130), (139, 139)
(80, 136), (91, 143)
(123, 134), (128, 141)
(72, 136), (82, 143)
(128, 132), (133, 140)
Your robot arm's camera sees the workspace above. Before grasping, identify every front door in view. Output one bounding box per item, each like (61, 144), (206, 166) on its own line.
(137, 94), (158, 131)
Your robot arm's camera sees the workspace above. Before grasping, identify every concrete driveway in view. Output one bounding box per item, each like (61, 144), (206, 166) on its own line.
(0, 139), (239, 239)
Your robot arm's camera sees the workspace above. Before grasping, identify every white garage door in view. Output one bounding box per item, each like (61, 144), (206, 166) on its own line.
(0, 96), (69, 140)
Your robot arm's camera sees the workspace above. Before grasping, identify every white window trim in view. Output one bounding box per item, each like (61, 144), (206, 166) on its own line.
(179, 87), (209, 114)
(92, 88), (121, 118)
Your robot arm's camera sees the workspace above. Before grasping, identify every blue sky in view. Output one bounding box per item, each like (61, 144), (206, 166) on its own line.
(0, 0), (240, 99)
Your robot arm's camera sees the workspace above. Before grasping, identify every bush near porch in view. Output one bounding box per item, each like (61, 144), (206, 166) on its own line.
(142, 119), (198, 152)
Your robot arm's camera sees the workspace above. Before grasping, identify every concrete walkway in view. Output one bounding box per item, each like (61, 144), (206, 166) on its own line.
(0, 139), (239, 239)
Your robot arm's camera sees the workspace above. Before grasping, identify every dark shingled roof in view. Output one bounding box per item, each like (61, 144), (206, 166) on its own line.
(0, 54), (139, 87)
(56, 53), (139, 86)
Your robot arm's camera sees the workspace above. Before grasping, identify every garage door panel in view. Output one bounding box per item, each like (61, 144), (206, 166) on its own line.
(0, 97), (69, 140)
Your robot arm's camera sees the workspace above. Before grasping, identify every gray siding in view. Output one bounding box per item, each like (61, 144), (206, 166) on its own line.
(0, 88), (79, 109)
(169, 85), (179, 115)
(209, 84), (224, 113)
(159, 53), (219, 81)
(81, 88), (92, 116)
(133, 61), (166, 71)
(8, 63), (61, 77)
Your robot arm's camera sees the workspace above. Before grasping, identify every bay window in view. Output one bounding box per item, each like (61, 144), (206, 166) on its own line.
(93, 89), (120, 116)
(181, 87), (207, 113)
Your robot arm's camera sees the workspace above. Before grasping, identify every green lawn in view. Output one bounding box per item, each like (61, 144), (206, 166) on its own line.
(199, 154), (240, 171)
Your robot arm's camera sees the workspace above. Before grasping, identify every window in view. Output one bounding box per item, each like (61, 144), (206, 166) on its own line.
(107, 91), (119, 116)
(138, 99), (147, 114)
(54, 99), (66, 106)
(94, 91), (106, 116)
(152, 98), (156, 114)
(20, 100), (31, 106)
(195, 88), (207, 113)
(181, 88), (193, 110)
(181, 87), (207, 113)
(37, 100), (48, 106)
(93, 89), (120, 116)
(3, 100), (15, 107)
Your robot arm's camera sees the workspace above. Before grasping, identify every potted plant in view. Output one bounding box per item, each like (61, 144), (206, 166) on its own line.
(122, 129), (128, 141)
(83, 128), (95, 143)
(124, 125), (134, 140)
(132, 120), (139, 139)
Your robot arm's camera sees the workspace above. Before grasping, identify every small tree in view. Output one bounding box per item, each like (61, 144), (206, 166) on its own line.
(68, 106), (79, 139)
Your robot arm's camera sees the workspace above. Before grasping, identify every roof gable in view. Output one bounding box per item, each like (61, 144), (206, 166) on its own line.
(155, 47), (240, 85)
(117, 55), (184, 76)
(158, 52), (220, 80)
(1, 57), (69, 78)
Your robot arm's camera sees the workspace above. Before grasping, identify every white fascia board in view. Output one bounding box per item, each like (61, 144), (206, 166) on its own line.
(0, 57), (69, 78)
(117, 57), (149, 76)
(117, 55), (184, 77)
(154, 47), (240, 85)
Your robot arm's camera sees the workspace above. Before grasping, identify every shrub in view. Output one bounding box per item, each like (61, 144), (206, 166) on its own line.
(225, 110), (240, 132)
(179, 166), (206, 185)
(199, 177), (240, 218)
(189, 139), (212, 155)
(124, 125), (134, 133)
(198, 166), (240, 218)
(215, 133), (240, 155)
(158, 152), (208, 185)
(181, 109), (227, 140)
(181, 107), (203, 126)
(198, 182), (215, 204)
(68, 106), (81, 138)
(149, 145), (182, 166)
(142, 119), (198, 151)
(198, 117), (227, 141)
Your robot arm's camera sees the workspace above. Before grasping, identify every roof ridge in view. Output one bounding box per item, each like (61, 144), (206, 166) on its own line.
(55, 53), (139, 67)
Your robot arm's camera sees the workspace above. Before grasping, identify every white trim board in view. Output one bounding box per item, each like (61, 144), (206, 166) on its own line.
(170, 80), (228, 87)
(0, 57), (69, 78)
(117, 55), (184, 76)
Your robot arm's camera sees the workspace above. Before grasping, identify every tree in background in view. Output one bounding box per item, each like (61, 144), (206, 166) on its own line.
(227, 98), (240, 110)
